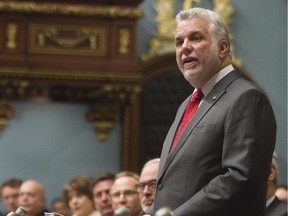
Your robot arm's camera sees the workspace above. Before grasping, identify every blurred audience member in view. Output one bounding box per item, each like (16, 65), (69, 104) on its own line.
(0, 178), (23, 213)
(18, 179), (48, 216)
(63, 175), (99, 216)
(92, 172), (115, 216)
(275, 185), (288, 202)
(50, 198), (70, 216)
(136, 159), (160, 213)
(110, 171), (142, 216)
(266, 152), (287, 216)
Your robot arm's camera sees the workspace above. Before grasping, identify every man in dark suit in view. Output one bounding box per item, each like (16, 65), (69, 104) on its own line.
(266, 152), (287, 216)
(144, 7), (277, 216)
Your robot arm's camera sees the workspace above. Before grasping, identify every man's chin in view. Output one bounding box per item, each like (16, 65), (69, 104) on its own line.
(102, 209), (114, 216)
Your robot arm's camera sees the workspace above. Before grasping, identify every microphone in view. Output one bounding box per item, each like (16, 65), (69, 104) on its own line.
(113, 206), (131, 216)
(7, 212), (16, 216)
(15, 207), (27, 216)
(155, 207), (172, 216)
(7, 207), (27, 216)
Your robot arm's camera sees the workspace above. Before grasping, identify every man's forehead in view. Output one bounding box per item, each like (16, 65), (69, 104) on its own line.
(2, 186), (20, 191)
(111, 177), (137, 191)
(20, 185), (42, 196)
(95, 179), (114, 188)
(176, 18), (209, 34)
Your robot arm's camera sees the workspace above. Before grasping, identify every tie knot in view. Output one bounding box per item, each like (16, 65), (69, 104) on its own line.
(192, 89), (203, 102)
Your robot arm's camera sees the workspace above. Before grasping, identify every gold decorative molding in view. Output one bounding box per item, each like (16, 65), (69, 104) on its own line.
(0, 100), (14, 131)
(119, 29), (131, 54)
(141, 0), (242, 68)
(86, 84), (141, 141)
(212, 0), (242, 67)
(183, 0), (202, 10)
(6, 23), (18, 49)
(213, 0), (234, 26)
(87, 103), (120, 142)
(154, 0), (176, 38)
(101, 84), (142, 106)
(0, 1), (144, 19)
(0, 67), (142, 82)
(29, 24), (107, 56)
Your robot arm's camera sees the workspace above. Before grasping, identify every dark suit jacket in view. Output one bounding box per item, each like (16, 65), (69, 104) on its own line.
(148, 69), (277, 216)
(266, 196), (287, 216)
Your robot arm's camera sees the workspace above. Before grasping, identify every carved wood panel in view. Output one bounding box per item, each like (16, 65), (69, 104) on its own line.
(0, 0), (143, 172)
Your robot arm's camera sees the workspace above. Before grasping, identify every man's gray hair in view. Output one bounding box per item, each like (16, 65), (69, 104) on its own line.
(272, 151), (279, 185)
(176, 7), (230, 46)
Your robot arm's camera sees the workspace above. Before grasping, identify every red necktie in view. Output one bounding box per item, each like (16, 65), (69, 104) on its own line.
(170, 89), (204, 151)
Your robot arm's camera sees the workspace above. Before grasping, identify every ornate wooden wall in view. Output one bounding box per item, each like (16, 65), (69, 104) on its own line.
(0, 0), (143, 171)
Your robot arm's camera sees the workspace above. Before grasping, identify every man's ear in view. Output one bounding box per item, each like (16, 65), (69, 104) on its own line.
(219, 40), (229, 59)
(268, 165), (276, 181)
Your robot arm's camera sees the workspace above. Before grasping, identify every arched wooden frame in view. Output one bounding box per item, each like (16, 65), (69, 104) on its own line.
(139, 53), (193, 168)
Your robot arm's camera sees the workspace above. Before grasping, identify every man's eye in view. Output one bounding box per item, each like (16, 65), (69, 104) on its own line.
(191, 35), (201, 41)
(175, 40), (183, 47)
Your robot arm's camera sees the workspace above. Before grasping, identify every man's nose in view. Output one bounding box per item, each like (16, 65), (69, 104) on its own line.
(143, 185), (152, 194)
(101, 193), (110, 201)
(118, 194), (127, 203)
(182, 39), (193, 54)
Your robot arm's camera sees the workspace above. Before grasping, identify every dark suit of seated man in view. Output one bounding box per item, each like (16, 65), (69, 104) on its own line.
(266, 152), (287, 216)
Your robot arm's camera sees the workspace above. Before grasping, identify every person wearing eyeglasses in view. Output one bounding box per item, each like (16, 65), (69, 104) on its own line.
(136, 158), (160, 214)
(110, 171), (142, 216)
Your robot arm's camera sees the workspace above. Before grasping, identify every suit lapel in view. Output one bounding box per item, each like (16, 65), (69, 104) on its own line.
(158, 97), (191, 172)
(158, 69), (242, 180)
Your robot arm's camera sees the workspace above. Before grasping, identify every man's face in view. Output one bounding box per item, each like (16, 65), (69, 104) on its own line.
(1, 186), (20, 212)
(137, 162), (159, 212)
(93, 180), (114, 216)
(18, 181), (45, 216)
(175, 17), (221, 89)
(110, 176), (142, 216)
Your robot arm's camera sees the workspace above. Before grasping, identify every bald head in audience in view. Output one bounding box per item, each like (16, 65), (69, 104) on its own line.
(18, 179), (47, 216)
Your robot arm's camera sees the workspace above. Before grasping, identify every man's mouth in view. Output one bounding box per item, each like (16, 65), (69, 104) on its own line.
(183, 56), (198, 63)
(143, 199), (153, 206)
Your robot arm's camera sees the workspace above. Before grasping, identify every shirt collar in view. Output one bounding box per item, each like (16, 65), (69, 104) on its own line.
(266, 195), (276, 207)
(199, 64), (234, 97)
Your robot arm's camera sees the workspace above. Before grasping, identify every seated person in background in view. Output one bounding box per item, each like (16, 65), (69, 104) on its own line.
(92, 172), (115, 216)
(50, 198), (70, 216)
(63, 175), (99, 216)
(18, 179), (49, 216)
(0, 178), (23, 214)
(110, 171), (142, 216)
(266, 152), (287, 216)
(136, 159), (160, 213)
(275, 185), (288, 202)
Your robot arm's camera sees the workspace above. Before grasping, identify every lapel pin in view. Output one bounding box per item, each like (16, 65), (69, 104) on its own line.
(212, 96), (217, 100)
